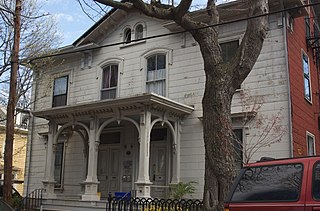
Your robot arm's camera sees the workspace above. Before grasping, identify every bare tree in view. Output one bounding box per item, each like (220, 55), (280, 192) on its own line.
(0, 0), (61, 109)
(0, 0), (60, 203)
(232, 91), (287, 165)
(81, 0), (269, 210)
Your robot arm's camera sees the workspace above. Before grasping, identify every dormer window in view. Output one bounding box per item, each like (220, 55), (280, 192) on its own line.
(124, 28), (131, 43)
(135, 24), (144, 40)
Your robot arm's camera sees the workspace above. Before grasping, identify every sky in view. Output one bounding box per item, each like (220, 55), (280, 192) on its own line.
(39, 0), (232, 47)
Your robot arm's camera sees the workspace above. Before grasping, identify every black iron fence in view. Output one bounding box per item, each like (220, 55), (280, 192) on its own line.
(106, 194), (203, 211)
(15, 188), (44, 211)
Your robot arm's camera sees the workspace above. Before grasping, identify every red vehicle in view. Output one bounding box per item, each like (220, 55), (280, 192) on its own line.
(225, 156), (320, 211)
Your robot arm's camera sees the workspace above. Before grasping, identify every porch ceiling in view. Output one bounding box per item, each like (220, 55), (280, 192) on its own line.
(32, 93), (194, 121)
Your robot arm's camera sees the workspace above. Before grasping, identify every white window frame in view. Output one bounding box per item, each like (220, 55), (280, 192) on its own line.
(98, 58), (123, 100)
(52, 73), (71, 107)
(306, 131), (316, 156)
(140, 48), (173, 97)
(302, 51), (312, 103)
(133, 22), (147, 41)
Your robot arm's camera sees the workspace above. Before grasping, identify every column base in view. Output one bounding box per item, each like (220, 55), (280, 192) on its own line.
(135, 181), (152, 198)
(81, 181), (100, 201)
(42, 180), (56, 199)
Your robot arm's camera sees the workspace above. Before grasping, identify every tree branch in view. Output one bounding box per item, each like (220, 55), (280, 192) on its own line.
(231, 0), (268, 90)
(94, 0), (134, 11)
(173, 0), (192, 20)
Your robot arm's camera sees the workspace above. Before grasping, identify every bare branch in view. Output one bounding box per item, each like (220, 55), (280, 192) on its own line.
(94, 0), (134, 11)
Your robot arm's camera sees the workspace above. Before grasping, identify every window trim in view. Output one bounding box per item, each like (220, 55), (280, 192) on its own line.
(98, 58), (123, 100)
(141, 48), (172, 97)
(52, 75), (69, 107)
(133, 22), (146, 41)
(306, 131), (316, 156)
(302, 51), (312, 103)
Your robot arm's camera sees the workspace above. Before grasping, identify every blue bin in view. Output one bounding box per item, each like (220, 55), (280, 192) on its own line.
(115, 192), (131, 201)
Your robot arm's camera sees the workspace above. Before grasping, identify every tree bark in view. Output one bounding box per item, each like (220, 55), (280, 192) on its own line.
(4, 0), (21, 204)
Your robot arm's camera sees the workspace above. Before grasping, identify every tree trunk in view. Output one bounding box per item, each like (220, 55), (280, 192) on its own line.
(4, 0), (21, 204)
(191, 28), (237, 211)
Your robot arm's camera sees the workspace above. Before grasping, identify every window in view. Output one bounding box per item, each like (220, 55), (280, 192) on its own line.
(305, 16), (311, 38)
(220, 40), (239, 62)
(307, 132), (315, 156)
(232, 129), (243, 171)
(52, 76), (68, 107)
(146, 54), (166, 96)
(221, 41), (241, 89)
(303, 53), (311, 102)
(231, 163), (303, 202)
(313, 161), (320, 200)
(54, 142), (65, 188)
(124, 28), (131, 43)
(101, 64), (118, 100)
(135, 24), (144, 40)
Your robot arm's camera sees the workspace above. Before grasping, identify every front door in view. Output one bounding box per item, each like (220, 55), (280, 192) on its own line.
(98, 145), (120, 198)
(150, 142), (168, 198)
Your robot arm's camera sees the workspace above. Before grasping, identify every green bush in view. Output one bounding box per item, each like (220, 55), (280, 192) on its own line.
(169, 181), (197, 200)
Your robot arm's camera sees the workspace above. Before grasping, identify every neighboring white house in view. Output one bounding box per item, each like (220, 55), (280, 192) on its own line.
(24, 0), (308, 209)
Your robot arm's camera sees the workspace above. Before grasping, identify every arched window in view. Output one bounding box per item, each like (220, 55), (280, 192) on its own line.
(146, 54), (166, 96)
(101, 64), (118, 99)
(124, 28), (131, 43)
(135, 24), (144, 40)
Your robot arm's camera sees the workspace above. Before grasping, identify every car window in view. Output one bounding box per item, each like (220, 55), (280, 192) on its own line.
(313, 161), (320, 200)
(231, 163), (303, 202)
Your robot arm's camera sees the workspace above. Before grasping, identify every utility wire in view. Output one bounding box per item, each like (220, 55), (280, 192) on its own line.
(28, 1), (320, 63)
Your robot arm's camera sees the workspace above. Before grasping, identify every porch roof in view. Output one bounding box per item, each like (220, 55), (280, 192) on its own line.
(32, 93), (194, 121)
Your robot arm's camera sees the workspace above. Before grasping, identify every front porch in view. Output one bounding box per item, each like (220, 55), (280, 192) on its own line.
(32, 93), (194, 201)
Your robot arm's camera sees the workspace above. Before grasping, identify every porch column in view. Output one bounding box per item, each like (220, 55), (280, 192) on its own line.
(135, 110), (152, 198)
(171, 120), (181, 184)
(42, 121), (57, 199)
(82, 118), (100, 201)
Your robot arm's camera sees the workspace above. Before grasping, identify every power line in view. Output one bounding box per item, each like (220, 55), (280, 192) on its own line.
(28, 1), (320, 63)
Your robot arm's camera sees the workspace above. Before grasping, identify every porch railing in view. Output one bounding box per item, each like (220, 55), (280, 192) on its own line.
(15, 188), (44, 211)
(106, 194), (203, 211)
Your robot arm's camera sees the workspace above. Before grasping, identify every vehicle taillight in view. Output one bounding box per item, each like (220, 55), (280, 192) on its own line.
(224, 204), (230, 211)
(224, 209), (230, 211)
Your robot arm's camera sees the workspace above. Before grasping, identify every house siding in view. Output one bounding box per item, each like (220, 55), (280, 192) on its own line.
(26, 11), (292, 199)
(287, 14), (320, 157)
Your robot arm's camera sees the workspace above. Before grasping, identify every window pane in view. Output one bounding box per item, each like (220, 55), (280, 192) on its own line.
(124, 28), (131, 43)
(308, 135), (315, 156)
(110, 65), (118, 87)
(313, 162), (320, 200)
(135, 24), (143, 40)
(54, 143), (64, 187)
(53, 76), (68, 96)
(304, 77), (311, 100)
(221, 41), (239, 62)
(147, 56), (156, 71)
(102, 66), (110, 89)
(231, 164), (303, 202)
(157, 54), (166, 70)
(303, 54), (309, 75)
(53, 95), (67, 107)
(101, 89), (116, 100)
